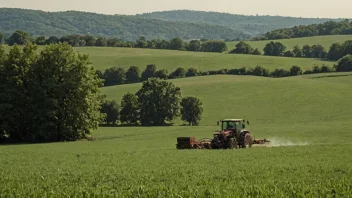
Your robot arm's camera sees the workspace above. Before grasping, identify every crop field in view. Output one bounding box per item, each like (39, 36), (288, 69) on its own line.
(1, 73), (352, 197)
(1, 44), (333, 72)
(226, 35), (352, 53)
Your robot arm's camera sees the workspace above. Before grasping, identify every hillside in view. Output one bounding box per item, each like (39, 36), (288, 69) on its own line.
(1, 73), (352, 196)
(0, 8), (343, 41)
(139, 10), (343, 36)
(226, 35), (352, 52)
(2, 45), (332, 71)
(0, 8), (248, 41)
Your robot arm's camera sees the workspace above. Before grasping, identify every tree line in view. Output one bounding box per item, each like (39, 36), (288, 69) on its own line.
(2, 30), (228, 53)
(254, 19), (352, 40)
(0, 43), (104, 143)
(100, 78), (203, 126)
(0, 43), (205, 143)
(229, 40), (352, 60)
(97, 58), (352, 88)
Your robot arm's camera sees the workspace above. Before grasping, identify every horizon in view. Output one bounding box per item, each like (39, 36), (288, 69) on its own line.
(0, 0), (351, 18)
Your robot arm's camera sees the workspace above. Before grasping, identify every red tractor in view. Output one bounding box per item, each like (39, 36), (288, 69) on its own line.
(176, 119), (270, 149)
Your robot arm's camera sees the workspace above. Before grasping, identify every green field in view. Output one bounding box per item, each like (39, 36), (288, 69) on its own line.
(1, 73), (352, 197)
(2, 44), (334, 72)
(227, 35), (352, 52)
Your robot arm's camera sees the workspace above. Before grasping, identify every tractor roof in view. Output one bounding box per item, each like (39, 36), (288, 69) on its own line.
(221, 119), (244, 122)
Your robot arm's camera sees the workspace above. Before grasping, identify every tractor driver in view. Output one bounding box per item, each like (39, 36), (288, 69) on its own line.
(227, 122), (236, 130)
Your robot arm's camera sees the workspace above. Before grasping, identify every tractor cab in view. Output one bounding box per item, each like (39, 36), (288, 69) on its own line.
(217, 119), (249, 133)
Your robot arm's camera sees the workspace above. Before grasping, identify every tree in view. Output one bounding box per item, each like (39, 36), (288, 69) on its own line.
(45, 36), (59, 44)
(125, 66), (140, 83)
(103, 67), (126, 86)
(169, 67), (186, 79)
(264, 41), (286, 56)
(95, 37), (107, 46)
(100, 100), (120, 125)
(170, 37), (185, 50)
(83, 35), (96, 46)
(34, 36), (46, 45)
(327, 43), (345, 60)
(186, 68), (199, 77)
(141, 64), (157, 81)
(187, 40), (202, 51)
(136, 78), (181, 126)
(7, 30), (31, 46)
(120, 93), (139, 125)
(0, 32), (5, 44)
(270, 68), (290, 78)
(0, 43), (104, 142)
(283, 50), (295, 57)
(293, 45), (303, 57)
(229, 41), (253, 54)
(302, 45), (313, 57)
(289, 66), (303, 76)
(136, 37), (148, 48)
(201, 40), (228, 52)
(335, 55), (352, 72)
(30, 43), (104, 141)
(251, 48), (261, 55)
(107, 38), (121, 47)
(180, 97), (203, 126)
(0, 44), (37, 141)
(311, 45), (327, 58)
(155, 69), (168, 79)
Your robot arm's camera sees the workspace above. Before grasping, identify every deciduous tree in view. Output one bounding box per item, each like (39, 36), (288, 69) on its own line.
(181, 97), (203, 126)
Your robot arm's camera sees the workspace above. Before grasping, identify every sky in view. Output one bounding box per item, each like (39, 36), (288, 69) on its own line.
(0, 0), (351, 18)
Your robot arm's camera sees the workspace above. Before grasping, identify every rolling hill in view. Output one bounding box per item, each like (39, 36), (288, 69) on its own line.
(0, 8), (343, 41)
(1, 45), (333, 71)
(2, 73), (352, 196)
(226, 35), (352, 52)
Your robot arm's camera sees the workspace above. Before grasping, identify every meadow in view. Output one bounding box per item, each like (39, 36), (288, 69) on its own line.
(227, 35), (352, 53)
(1, 44), (334, 72)
(1, 73), (352, 197)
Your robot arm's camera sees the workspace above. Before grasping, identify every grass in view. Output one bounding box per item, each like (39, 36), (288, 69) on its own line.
(1, 44), (334, 72)
(227, 35), (352, 52)
(1, 73), (352, 197)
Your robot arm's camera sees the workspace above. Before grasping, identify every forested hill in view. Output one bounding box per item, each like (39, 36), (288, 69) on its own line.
(0, 8), (344, 41)
(138, 10), (343, 36)
(0, 8), (249, 41)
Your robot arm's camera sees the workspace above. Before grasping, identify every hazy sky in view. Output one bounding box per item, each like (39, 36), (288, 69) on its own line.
(0, 0), (351, 18)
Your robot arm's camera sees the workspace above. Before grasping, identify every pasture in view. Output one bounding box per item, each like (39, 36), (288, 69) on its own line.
(1, 73), (352, 197)
(1, 44), (334, 72)
(227, 35), (352, 53)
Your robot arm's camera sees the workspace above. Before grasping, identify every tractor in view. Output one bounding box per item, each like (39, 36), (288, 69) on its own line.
(176, 119), (270, 149)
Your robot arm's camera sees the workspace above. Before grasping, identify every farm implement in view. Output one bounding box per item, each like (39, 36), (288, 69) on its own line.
(176, 119), (270, 149)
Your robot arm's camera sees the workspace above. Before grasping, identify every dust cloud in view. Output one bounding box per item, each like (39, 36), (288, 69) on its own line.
(264, 137), (309, 147)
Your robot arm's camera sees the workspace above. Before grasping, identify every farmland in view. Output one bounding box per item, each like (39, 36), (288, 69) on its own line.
(1, 73), (352, 197)
(227, 35), (352, 53)
(1, 45), (335, 72)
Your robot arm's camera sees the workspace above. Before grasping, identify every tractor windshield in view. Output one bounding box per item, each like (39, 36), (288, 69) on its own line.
(223, 121), (237, 130)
